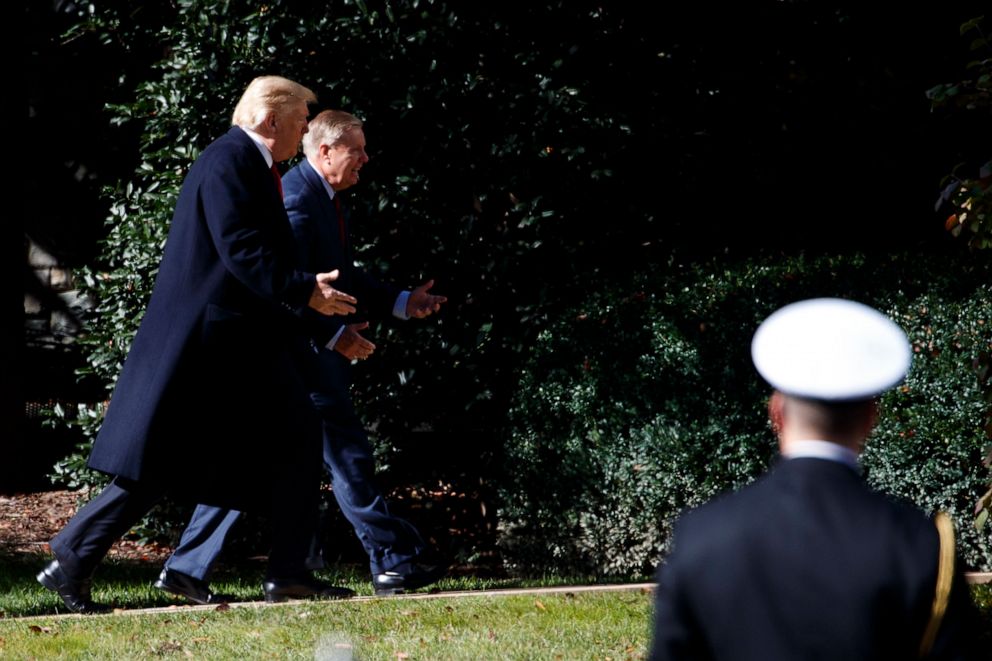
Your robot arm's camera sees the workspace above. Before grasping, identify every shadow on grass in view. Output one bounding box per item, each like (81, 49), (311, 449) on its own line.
(1, 550), (625, 619)
(0, 552), (369, 618)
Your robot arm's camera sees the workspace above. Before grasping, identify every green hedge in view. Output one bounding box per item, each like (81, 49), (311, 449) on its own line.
(498, 252), (992, 576)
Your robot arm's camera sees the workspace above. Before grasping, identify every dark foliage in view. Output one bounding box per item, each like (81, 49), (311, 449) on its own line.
(42, 2), (992, 570)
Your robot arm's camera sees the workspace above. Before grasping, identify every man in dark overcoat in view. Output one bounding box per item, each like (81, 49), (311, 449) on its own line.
(37, 76), (358, 613)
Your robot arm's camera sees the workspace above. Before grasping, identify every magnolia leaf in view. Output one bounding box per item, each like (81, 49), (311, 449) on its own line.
(975, 508), (988, 531)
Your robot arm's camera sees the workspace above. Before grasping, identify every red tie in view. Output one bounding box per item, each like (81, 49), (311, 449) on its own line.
(334, 196), (346, 247)
(271, 163), (283, 199)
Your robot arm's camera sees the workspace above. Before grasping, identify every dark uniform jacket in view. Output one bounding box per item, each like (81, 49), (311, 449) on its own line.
(650, 457), (980, 660)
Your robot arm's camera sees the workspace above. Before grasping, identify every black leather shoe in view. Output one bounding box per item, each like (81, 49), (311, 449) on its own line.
(262, 576), (355, 603)
(36, 559), (110, 614)
(154, 568), (226, 605)
(373, 562), (447, 596)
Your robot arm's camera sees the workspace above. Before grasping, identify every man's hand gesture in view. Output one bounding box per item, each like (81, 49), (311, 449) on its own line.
(335, 322), (376, 361)
(406, 279), (447, 319)
(309, 270), (358, 316)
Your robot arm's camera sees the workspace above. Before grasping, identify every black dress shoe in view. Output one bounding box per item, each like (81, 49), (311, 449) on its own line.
(36, 559), (111, 614)
(154, 568), (225, 605)
(373, 561), (447, 596)
(262, 576), (355, 603)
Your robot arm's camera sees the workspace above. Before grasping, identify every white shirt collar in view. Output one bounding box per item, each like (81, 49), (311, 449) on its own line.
(782, 439), (860, 471)
(239, 126), (274, 168)
(305, 158), (337, 201)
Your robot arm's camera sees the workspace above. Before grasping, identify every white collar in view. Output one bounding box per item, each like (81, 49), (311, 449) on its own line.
(782, 439), (860, 471)
(305, 158), (337, 201)
(239, 126), (274, 168)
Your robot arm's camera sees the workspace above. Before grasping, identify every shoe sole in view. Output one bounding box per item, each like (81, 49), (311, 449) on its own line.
(374, 587), (406, 596)
(153, 580), (211, 605)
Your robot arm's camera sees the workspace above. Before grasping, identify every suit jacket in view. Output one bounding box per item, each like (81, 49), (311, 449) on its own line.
(650, 458), (980, 661)
(282, 159), (400, 392)
(88, 127), (322, 505)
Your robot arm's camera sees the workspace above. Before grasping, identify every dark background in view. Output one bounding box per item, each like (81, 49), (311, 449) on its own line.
(12, 1), (990, 493)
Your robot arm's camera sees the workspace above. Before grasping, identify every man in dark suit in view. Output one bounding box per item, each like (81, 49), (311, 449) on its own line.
(152, 110), (447, 604)
(650, 298), (980, 660)
(37, 77), (359, 613)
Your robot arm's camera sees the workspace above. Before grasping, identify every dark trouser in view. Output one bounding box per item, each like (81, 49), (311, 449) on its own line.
(165, 350), (426, 581)
(55, 320), (323, 582)
(314, 373), (426, 575)
(50, 476), (163, 579)
(51, 460), (319, 581)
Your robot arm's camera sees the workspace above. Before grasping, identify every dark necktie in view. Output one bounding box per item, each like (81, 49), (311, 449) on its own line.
(271, 163), (283, 199)
(333, 196), (347, 247)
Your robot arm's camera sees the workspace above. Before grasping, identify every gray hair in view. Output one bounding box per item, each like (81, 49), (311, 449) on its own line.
(303, 109), (364, 159)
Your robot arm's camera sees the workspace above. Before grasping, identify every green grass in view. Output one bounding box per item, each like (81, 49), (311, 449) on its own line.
(0, 551), (653, 658)
(0, 589), (651, 659)
(0, 553), (646, 618)
(3, 553), (987, 659)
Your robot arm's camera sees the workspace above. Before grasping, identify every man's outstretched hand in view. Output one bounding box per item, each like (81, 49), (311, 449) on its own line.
(309, 270), (358, 316)
(336, 322), (376, 361)
(406, 279), (447, 319)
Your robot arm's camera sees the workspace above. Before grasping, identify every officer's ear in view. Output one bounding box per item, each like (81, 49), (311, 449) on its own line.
(768, 391), (785, 437)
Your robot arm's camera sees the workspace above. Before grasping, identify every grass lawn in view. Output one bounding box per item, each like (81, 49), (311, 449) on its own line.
(1, 590), (651, 660)
(0, 552), (652, 658)
(3, 552), (989, 659)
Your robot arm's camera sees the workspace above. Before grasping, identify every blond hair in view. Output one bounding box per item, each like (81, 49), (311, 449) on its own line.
(302, 109), (364, 159)
(231, 76), (317, 130)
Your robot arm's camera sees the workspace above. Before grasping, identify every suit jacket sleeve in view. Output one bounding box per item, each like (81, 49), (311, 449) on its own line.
(285, 174), (402, 327)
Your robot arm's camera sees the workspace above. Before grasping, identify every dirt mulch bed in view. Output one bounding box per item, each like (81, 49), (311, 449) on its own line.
(0, 490), (173, 563)
(0, 486), (502, 576)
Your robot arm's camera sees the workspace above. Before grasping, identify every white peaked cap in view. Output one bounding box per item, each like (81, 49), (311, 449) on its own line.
(751, 298), (912, 401)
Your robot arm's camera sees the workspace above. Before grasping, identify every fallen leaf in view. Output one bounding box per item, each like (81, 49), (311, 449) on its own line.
(534, 600), (546, 611)
(400, 610), (416, 617)
(395, 653), (410, 660)
(214, 603), (231, 612)
(151, 640), (183, 654)
(444, 605), (454, 612)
